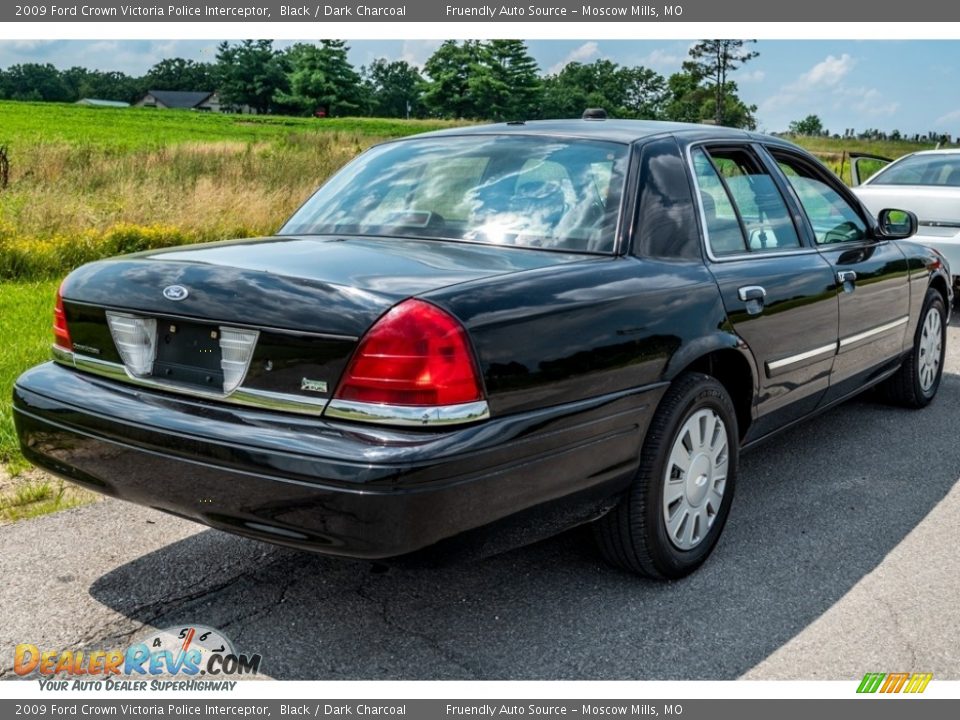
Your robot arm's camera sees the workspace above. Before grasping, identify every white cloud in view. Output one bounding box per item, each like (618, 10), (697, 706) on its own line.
(637, 47), (685, 72)
(8, 40), (57, 51)
(799, 53), (855, 87)
(399, 40), (442, 69)
(761, 53), (857, 113)
(934, 109), (960, 126)
(839, 86), (899, 117)
(737, 69), (766, 84)
(548, 42), (600, 75)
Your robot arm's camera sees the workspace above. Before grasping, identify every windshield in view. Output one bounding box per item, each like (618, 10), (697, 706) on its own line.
(869, 154), (960, 186)
(280, 135), (630, 253)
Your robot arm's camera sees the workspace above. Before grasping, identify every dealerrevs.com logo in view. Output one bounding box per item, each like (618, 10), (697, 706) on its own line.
(14, 625), (262, 691)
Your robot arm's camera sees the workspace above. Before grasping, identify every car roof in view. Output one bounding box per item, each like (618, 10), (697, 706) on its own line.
(903, 148), (960, 156)
(411, 119), (762, 144)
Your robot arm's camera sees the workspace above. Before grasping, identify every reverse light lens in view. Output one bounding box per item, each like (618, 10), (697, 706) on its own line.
(53, 282), (72, 351)
(219, 327), (260, 394)
(334, 299), (483, 406)
(106, 312), (157, 377)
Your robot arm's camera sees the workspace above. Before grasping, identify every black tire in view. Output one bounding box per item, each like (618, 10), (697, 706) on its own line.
(880, 288), (946, 408)
(594, 372), (739, 580)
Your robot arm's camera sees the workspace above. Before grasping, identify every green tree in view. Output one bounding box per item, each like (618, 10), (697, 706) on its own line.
(541, 60), (665, 120)
(663, 62), (757, 129)
(275, 41), (364, 117)
(421, 40), (483, 118)
(688, 40), (759, 126)
(363, 58), (423, 118)
(216, 40), (287, 114)
(0, 63), (70, 101)
(145, 58), (216, 91)
(469, 40), (541, 121)
(788, 114), (825, 136)
(619, 66), (667, 118)
(663, 63), (708, 124)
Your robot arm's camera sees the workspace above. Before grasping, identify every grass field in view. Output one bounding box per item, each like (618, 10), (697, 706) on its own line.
(0, 101), (457, 148)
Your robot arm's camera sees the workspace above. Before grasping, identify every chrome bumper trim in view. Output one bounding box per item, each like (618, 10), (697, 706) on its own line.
(52, 346), (329, 416)
(324, 398), (491, 427)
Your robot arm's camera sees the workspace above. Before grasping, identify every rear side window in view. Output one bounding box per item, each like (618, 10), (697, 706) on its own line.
(692, 146), (801, 256)
(634, 137), (701, 260)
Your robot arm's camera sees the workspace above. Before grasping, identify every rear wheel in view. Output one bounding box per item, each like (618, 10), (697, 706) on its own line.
(880, 288), (946, 408)
(594, 372), (738, 580)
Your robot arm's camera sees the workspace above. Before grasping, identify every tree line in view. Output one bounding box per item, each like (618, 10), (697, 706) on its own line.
(0, 39), (760, 128)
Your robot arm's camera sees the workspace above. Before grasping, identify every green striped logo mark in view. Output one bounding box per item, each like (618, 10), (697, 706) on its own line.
(857, 673), (887, 693)
(857, 672), (932, 694)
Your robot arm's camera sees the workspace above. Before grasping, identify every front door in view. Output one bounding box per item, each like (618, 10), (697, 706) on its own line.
(767, 147), (911, 404)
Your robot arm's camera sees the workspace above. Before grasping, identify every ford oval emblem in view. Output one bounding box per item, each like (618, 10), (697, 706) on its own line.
(163, 285), (189, 301)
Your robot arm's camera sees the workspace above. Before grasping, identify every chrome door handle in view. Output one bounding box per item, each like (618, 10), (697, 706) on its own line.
(738, 285), (767, 302)
(738, 285), (766, 315)
(837, 270), (857, 292)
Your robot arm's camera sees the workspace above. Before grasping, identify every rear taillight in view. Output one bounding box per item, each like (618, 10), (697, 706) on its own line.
(333, 299), (483, 406)
(53, 281), (72, 351)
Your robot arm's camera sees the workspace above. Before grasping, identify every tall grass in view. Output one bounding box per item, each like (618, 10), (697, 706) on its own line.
(0, 101), (466, 280)
(0, 279), (60, 467)
(0, 133), (379, 279)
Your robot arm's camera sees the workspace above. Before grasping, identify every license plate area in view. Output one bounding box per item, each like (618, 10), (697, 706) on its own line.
(153, 321), (224, 391)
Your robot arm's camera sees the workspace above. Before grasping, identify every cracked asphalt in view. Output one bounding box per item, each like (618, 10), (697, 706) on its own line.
(2, 321), (960, 681)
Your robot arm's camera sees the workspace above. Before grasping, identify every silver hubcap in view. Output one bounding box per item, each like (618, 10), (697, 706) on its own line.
(662, 408), (729, 551)
(918, 306), (943, 392)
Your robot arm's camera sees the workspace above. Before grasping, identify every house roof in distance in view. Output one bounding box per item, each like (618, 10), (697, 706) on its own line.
(76, 98), (130, 108)
(145, 90), (215, 108)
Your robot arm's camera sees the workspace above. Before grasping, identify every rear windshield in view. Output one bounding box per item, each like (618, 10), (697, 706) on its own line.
(280, 135), (630, 253)
(869, 154), (960, 186)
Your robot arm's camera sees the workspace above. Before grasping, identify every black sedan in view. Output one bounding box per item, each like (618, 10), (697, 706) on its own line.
(13, 118), (950, 579)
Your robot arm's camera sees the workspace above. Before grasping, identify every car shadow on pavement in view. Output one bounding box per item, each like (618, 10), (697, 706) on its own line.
(89, 373), (960, 680)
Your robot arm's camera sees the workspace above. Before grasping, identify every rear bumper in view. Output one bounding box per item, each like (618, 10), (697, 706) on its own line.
(13, 363), (658, 558)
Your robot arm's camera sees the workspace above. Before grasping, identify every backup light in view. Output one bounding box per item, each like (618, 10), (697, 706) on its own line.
(219, 327), (260, 394)
(106, 312), (157, 377)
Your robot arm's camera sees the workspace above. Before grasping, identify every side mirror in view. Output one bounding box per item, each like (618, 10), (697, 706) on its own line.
(877, 208), (918, 240)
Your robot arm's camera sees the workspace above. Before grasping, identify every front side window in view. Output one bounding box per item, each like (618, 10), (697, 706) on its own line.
(773, 151), (869, 245)
(280, 135), (630, 253)
(691, 146), (801, 256)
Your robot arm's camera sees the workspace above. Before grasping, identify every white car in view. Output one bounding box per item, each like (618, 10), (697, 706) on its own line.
(852, 149), (960, 291)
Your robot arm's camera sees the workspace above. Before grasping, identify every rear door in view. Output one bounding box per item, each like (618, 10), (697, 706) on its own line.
(848, 152), (892, 187)
(767, 146), (911, 403)
(690, 144), (839, 440)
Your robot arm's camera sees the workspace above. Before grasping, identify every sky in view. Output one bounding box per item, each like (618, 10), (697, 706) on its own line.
(1, 38), (957, 135)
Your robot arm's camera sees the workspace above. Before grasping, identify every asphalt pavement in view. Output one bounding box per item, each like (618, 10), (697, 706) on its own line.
(2, 320), (959, 681)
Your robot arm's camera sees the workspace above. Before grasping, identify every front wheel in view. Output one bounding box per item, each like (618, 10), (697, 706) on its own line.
(594, 372), (739, 580)
(880, 288), (946, 408)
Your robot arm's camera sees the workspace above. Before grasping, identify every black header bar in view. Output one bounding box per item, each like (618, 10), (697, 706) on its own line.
(2, 1), (957, 23)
